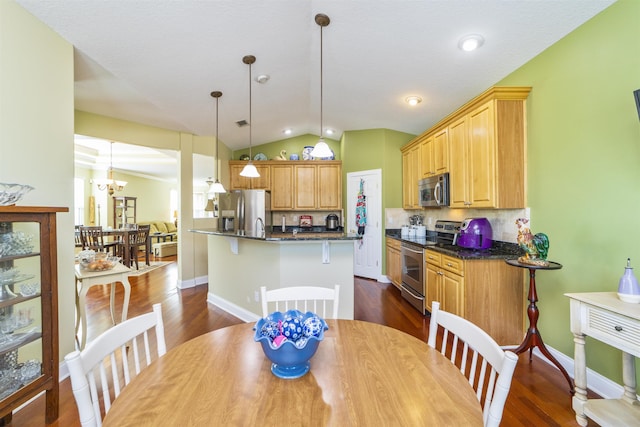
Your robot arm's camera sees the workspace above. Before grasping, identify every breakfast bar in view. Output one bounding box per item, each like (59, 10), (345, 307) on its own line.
(190, 229), (360, 320)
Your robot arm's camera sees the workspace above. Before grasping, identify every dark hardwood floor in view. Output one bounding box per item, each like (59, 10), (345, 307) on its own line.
(12, 257), (589, 426)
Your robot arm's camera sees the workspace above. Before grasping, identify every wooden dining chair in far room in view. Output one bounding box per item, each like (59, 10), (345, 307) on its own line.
(78, 226), (120, 256)
(127, 224), (150, 269)
(427, 301), (518, 427)
(260, 285), (340, 318)
(75, 225), (84, 248)
(65, 303), (166, 427)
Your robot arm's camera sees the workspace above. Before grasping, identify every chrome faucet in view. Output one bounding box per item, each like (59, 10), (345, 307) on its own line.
(255, 217), (265, 238)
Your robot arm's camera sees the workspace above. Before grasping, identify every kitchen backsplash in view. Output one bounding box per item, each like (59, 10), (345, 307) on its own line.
(385, 208), (529, 244)
(273, 211), (343, 228)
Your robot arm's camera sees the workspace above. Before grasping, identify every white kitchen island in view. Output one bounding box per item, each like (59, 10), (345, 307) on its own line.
(191, 229), (359, 321)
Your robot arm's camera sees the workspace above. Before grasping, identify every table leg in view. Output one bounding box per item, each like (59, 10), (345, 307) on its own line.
(121, 276), (131, 322)
(109, 283), (117, 325)
(78, 283), (89, 350)
(572, 332), (588, 426)
(514, 268), (574, 394)
(621, 351), (638, 405)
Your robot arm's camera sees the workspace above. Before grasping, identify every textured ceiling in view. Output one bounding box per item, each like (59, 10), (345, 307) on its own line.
(16, 0), (615, 180)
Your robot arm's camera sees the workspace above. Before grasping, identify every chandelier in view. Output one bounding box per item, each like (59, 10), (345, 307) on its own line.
(96, 141), (127, 196)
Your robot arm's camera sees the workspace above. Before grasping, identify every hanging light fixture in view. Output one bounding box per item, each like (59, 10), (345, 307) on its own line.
(310, 13), (333, 159)
(96, 141), (127, 196)
(239, 55), (260, 178)
(209, 91), (226, 193)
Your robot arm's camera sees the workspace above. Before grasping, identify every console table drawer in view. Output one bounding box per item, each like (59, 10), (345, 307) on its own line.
(582, 304), (640, 354)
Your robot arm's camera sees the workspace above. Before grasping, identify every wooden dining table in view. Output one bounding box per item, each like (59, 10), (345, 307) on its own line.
(102, 320), (483, 426)
(102, 229), (150, 268)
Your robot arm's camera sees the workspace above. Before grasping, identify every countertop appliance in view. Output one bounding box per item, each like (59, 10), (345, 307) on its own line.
(401, 241), (425, 314)
(457, 218), (492, 250)
(218, 190), (272, 238)
(419, 173), (449, 207)
(326, 214), (339, 230)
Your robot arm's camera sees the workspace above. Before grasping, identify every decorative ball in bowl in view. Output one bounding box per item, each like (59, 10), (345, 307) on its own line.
(0, 183), (34, 206)
(80, 253), (121, 271)
(254, 309), (328, 379)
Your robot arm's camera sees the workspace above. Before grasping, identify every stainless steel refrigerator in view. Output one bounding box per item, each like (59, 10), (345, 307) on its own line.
(218, 190), (271, 238)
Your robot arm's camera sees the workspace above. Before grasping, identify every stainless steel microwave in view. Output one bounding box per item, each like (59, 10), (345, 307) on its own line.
(418, 173), (449, 207)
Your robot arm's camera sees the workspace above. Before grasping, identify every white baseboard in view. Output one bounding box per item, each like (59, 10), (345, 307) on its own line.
(378, 275), (392, 284)
(502, 344), (626, 399)
(207, 292), (261, 323)
(177, 274), (207, 289)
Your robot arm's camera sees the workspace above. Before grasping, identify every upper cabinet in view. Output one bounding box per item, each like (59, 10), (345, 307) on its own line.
(229, 162), (271, 190)
(403, 86), (531, 209)
(420, 128), (449, 179)
(230, 160), (342, 211)
(402, 144), (421, 209)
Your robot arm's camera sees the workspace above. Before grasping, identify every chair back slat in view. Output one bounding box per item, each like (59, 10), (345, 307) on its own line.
(261, 285), (340, 319)
(427, 301), (518, 427)
(65, 304), (166, 427)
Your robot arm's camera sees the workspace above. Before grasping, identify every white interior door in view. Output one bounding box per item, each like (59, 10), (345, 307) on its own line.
(347, 169), (382, 280)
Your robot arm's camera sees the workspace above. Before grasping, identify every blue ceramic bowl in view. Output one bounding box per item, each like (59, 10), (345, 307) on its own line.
(254, 310), (328, 379)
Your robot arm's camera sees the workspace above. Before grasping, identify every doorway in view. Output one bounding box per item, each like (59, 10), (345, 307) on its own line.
(346, 169), (382, 281)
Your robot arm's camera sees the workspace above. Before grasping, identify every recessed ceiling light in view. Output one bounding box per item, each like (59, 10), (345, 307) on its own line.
(255, 74), (270, 84)
(405, 96), (422, 106)
(325, 129), (334, 135)
(458, 34), (484, 52)
(283, 128), (292, 135)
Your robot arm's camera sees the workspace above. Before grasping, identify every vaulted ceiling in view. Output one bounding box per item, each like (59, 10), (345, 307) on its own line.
(17, 0), (615, 180)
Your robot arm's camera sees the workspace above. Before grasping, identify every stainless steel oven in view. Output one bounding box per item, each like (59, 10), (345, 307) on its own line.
(400, 241), (425, 314)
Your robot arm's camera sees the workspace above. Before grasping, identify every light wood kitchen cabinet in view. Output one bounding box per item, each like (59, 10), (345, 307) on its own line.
(270, 164), (294, 210)
(401, 143), (421, 209)
(0, 206), (67, 424)
(230, 160), (342, 210)
(448, 117), (468, 207)
(385, 238), (401, 289)
(403, 86), (530, 209)
(317, 164), (342, 210)
(448, 89), (529, 208)
(420, 135), (434, 178)
(433, 128), (449, 175)
(425, 250), (464, 316)
(229, 162), (271, 190)
(425, 249), (525, 345)
(294, 165), (316, 209)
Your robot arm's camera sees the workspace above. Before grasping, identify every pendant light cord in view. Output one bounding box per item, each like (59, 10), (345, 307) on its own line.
(249, 60), (253, 159)
(320, 23), (324, 139)
(215, 95), (219, 181)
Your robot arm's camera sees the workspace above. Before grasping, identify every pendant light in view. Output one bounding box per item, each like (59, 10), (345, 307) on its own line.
(96, 141), (127, 196)
(209, 91), (226, 193)
(239, 55), (260, 178)
(310, 13), (333, 159)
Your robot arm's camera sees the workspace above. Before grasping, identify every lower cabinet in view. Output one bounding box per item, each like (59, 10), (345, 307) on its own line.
(425, 249), (525, 345)
(385, 238), (401, 289)
(425, 251), (464, 316)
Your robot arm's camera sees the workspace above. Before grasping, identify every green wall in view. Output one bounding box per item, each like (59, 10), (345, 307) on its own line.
(499, 0), (640, 383)
(233, 134), (340, 160)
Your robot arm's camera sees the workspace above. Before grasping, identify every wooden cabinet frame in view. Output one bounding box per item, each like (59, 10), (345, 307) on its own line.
(0, 206), (67, 424)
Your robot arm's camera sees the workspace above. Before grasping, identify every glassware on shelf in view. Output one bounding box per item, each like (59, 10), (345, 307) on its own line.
(0, 231), (34, 256)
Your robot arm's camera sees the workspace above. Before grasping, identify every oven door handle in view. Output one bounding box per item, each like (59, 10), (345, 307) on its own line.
(402, 246), (423, 255)
(401, 283), (425, 300)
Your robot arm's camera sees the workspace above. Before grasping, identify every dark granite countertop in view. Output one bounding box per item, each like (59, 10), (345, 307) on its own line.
(190, 228), (360, 242)
(386, 228), (523, 260)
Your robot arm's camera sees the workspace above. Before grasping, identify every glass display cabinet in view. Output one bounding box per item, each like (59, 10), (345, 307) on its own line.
(0, 206), (67, 424)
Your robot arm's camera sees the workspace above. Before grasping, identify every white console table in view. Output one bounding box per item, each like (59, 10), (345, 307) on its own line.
(566, 292), (640, 426)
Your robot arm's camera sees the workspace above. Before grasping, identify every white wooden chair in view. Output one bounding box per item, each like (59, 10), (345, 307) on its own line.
(427, 301), (518, 427)
(65, 303), (167, 427)
(260, 285), (340, 319)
